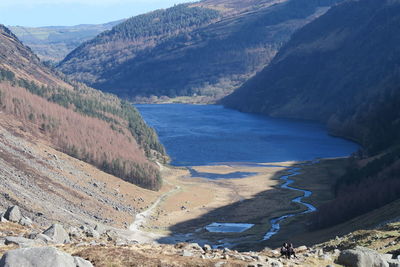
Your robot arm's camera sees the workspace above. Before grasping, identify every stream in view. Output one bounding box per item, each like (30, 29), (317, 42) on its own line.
(263, 163), (317, 240)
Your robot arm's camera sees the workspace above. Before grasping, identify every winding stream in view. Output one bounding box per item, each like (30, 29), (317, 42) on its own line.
(263, 163), (317, 240)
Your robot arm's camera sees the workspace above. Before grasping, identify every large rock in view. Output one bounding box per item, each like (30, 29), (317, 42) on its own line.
(4, 237), (43, 248)
(94, 224), (105, 235)
(42, 224), (70, 244)
(3, 206), (21, 223)
(337, 246), (389, 267)
(0, 247), (93, 267)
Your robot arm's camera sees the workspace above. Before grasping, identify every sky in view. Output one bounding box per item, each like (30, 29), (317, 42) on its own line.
(1, 0), (194, 27)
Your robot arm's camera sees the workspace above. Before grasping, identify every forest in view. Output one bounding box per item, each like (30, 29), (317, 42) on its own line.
(0, 67), (165, 190)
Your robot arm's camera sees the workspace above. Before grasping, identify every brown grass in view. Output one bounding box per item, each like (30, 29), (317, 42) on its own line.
(0, 83), (160, 189)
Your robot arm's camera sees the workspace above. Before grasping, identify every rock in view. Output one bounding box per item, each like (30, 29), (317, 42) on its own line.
(0, 216), (9, 223)
(184, 243), (204, 252)
(383, 254), (394, 261)
(94, 224), (105, 235)
(3, 206), (21, 223)
(115, 239), (127, 246)
(182, 250), (193, 257)
(267, 259), (283, 267)
(19, 217), (32, 227)
(4, 237), (43, 248)
(42, 224), (70, 244)
(0, 247), (93, 267)
(74, 256), (93, 267)
(320, 254), (332, 261)
(85, 228), (100, 239)
(214, 262), (225, 267)
(67, 226), (83, 239)
(204, 244), (212, 252)
(333, 249), (341, 256)
(34, 234), (53, 244)
(296, 245), (308, 252)
(0, 238), (6, 246)
(337, 246), (389, 267)
(388, 259), (400, 267)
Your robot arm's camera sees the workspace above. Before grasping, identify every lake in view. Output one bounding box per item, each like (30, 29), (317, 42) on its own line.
(136, 104), (359, 166)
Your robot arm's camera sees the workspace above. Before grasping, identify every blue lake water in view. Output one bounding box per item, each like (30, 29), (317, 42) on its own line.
(136, 104), (359, 166)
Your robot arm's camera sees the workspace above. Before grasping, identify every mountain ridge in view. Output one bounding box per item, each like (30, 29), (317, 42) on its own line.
(57, 0), (341, 102)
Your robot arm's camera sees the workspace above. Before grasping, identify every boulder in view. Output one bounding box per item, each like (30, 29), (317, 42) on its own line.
(204, 244), (212, 252)
(34, 234), (53, 244)
(267, 259), (283, 267)
(67, 226), (83, 239)
(0, 247), (93, 267)
(3, 206), (21, 223)
(85, 228), (100, 239)
(74, 256), (93, 267)
(42, 224), (70, 244)
(94, 224), (105, 235)
(4, 237), (43, 248)
(388, 259), (400, 267)
(19, 217), (32, 227)
(182, 250), (193, 257)
(337, 246), (389, 267)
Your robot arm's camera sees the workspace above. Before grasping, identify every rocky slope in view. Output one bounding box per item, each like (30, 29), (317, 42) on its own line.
(57, 0), (341, 102)
(1, 208), (400, 266)
(9, 20), (123, 63)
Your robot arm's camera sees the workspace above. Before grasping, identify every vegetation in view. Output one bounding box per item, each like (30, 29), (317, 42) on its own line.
(101, 4), (220, 41)
(58, 0), (337, 101)
(0, 67), (165, 190)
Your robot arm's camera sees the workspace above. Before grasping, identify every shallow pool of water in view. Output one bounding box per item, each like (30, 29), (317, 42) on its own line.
(205, 223), (255, 233)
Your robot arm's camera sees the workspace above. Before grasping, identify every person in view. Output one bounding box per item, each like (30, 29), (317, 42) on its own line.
(280, 242), (288, 258)
(287, 243), (298, 259)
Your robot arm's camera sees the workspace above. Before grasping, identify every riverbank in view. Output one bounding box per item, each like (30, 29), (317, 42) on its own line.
(135, 158), (349, 249)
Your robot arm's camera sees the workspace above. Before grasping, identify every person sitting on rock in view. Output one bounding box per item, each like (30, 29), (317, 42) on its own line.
(280, 242), (288, 258)
(288, 243), (298, 259)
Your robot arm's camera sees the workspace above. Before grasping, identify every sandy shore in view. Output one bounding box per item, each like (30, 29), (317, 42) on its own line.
(129, 158), (348, 249)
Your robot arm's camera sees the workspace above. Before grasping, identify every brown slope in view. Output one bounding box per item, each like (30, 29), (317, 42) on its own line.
(0, 24), (166, 191)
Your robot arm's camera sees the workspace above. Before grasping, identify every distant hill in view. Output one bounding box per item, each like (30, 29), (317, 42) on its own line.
(222, 0), (400, 228)
(57, 0), (341, 102)
(9, 20), (123, 62)
(0, 24), (166, 190)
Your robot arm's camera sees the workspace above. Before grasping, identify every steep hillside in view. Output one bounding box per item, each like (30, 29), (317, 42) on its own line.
(58, 0), (340, 102)
(222, 0), (400, 128)
(222, 0), (400, 228)
(9, 21), (122, 62)
(0, 24), (166, 191)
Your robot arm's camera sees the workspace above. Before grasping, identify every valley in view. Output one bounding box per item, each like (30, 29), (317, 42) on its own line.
(2, 0), (400, 266)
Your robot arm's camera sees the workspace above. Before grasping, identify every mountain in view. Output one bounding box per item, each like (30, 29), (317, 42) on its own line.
(222, 0), (400, 228)
(0, 24), (166, 191)
(57, 0), (341, 102)
(222, 0), (400, 150)
(9, 20), (123, 62)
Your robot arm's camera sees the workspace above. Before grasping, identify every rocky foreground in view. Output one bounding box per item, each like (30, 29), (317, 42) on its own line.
(1, 205), (400, 266)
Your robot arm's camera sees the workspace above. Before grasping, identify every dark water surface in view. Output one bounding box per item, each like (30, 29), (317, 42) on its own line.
(137, 104), (358, 166)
